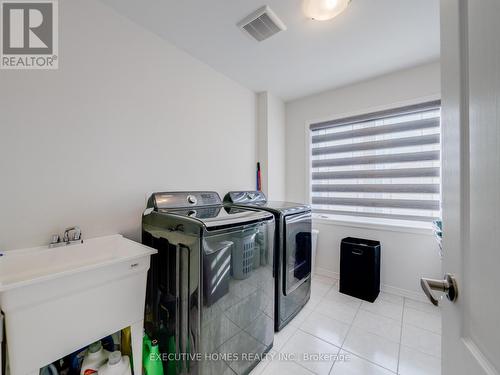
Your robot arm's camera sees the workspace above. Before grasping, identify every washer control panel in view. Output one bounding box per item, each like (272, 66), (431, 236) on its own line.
(224, 191), (267, 204)
(187, 195), (198, 205)
(150, 191), (222, 209)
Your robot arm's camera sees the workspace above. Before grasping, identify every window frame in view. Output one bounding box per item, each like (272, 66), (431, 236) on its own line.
(304, 95), (441, 232)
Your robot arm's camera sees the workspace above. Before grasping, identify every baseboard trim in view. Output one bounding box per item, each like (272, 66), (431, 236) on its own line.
(313, 268), (428, 303)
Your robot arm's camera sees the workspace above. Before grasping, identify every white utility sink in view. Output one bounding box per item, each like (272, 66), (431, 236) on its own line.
(0, 234), (157, 375)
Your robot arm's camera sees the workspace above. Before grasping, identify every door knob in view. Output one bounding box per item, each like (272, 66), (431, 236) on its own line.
(420, 273), (458, 306)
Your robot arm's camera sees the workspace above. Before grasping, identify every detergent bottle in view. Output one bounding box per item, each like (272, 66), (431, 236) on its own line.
(80, 341), (109, 375)
(143, 334), (164, 375)
(97, 351), (131, 375)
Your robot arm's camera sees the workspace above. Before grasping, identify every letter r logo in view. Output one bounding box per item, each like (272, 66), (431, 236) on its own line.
(2, 2), (53, 54)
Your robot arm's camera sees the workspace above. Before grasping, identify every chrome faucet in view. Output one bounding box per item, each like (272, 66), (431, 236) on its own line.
(63, 226), (82, 242)
(49, 226), (83, 248)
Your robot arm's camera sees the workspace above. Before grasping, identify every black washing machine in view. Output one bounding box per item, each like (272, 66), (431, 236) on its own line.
(224, 191), (312, 331)
(143, 192), (276, 374)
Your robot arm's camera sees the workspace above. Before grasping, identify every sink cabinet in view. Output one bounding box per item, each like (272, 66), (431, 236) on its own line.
(0, 235), (156, 375)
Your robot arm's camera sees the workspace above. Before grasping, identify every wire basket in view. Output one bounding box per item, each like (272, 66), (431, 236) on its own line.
(231, 230), (257, 279)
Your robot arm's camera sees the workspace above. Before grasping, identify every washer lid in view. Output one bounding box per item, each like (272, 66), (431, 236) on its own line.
(261, 201), (310, 210)
(159, 205), (273, 229)
(224, 191), (310, 215)
(249, 201), (311, 216)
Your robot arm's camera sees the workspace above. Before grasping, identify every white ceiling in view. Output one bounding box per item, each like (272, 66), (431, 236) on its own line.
(101, 0), (440, 101)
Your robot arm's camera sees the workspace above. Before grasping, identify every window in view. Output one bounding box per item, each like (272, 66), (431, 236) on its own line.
(310, 101), (441, 224)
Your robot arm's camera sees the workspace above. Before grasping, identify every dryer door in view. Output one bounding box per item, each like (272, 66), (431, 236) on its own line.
(283, 211), (312, 296)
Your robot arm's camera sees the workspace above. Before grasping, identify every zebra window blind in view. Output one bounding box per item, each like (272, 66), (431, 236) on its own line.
(310, 100), (441, 223)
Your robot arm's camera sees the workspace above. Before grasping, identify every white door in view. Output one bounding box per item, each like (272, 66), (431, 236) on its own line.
(434, 0), (500, 374)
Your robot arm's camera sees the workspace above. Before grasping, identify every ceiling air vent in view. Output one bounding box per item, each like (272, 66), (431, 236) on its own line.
(237, 6), (287, 42)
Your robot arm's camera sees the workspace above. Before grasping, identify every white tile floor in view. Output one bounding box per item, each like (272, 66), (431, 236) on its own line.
(251, 275), (442, 375)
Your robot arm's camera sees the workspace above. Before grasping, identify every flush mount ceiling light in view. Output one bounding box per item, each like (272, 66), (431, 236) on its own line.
(303, 0), (351, 21)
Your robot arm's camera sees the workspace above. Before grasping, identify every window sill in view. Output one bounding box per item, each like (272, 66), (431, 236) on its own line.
(312, 214), (435, 236)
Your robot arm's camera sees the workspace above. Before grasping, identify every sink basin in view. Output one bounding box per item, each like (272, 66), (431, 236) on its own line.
(0, 234), (156, 375)
(0, 234), (155, 291)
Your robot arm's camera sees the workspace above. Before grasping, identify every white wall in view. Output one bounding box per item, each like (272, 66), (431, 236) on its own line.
(0, 0), (257, 250)
(257, 93), (269, 195)
(285, 62), (442, 297)
(267, 93), (286, 201)
(256, 92), (286, 200)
